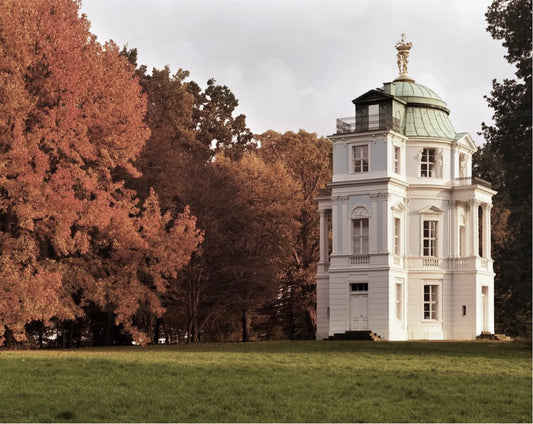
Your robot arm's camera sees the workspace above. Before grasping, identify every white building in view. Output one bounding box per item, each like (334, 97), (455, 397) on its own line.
(316, 36), (496, 341)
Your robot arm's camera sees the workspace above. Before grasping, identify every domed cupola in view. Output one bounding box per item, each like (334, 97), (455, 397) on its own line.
(388, 34), (456, 139)
(349, 34), (457, 140)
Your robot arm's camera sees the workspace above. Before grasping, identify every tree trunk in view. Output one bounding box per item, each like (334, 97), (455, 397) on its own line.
(187, 267), (201, 343)
(241, 307), (249, 342)
(106, 310), (112, 346)
(3, 327), (15, 348)
(38, 320), (44, 349)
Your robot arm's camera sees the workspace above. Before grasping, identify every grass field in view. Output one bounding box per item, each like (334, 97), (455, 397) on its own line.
(0, 340), (531, 423)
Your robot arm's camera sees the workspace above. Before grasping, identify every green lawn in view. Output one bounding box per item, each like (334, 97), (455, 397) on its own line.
(0, 340), (530, 423)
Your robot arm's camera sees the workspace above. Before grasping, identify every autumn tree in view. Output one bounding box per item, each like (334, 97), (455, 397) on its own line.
(0, 0), (201, 345)
(474, 0), (532, 336)
(115, 52), (266, 341)
(173, 154), (299, 342)
(256, 130), (332, 339)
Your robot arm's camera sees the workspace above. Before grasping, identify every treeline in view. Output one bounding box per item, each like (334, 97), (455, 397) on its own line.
(474, 0), (532, 337)
(0, 0), (331, 346)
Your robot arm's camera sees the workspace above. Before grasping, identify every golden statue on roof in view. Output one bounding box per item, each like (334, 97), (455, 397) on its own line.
(395, 33), (412, 79)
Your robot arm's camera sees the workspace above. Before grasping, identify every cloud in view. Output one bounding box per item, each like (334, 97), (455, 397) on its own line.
(81, 0), (515, 144)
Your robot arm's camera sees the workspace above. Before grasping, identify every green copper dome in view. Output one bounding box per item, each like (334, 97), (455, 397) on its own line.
(386, 81), (456, 139)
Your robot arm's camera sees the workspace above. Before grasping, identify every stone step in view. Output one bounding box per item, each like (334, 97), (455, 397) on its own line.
(326, 331), (382, 341)
(476, 332), (512, 341)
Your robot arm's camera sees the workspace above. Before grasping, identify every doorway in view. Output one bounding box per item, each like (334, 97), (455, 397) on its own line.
(350, 295), (368, 330)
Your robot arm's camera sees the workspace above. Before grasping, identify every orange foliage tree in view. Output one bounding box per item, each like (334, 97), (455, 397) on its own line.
(0, 0), (201, 345)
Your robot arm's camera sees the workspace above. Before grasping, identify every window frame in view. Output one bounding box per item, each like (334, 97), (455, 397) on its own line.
(394, 145), (401, 174)
(350, 282), (369, 293)
(395, 280), (403, 320)
(420, 148), (435, 178)
(352, 218), (369, 255)
(394, 217), (401, 256)
(422, 220), (438, 257)
(423, 283), (440, 321)
(352, 144), (369, 174)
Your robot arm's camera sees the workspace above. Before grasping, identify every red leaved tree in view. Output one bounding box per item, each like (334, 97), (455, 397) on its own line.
(0, 0), (201, 345)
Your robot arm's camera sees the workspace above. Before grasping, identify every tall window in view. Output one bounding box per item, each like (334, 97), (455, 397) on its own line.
(420, 148), (435, 177)
(368, 104), (379, 130)
(423, 284), (439, 320)
(353, 145), (369, 173)
(394, 218), (401, 255)
(396, 282), (403, 320)
(352, 218), (369, 255)
(394, 146), (401, 174)
(423, 220), (437, 257)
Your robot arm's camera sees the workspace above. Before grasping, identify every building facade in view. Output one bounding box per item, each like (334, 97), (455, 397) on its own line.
(316, 36), (496, 340)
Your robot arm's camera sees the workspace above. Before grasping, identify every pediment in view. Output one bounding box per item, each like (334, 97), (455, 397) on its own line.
(352, 89), (393, 105)
(418, 205), (445, 215)
(391, 202), (407, 212)
(455, 133), (477, 152)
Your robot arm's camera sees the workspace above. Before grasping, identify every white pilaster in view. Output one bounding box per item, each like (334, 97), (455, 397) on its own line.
(319, 209), (326, 263)
(469, 199), (479, 257)
(341, 197), (349, 254)
(483, 203), (492, 259)
(370, 193), (379, 253)
(331, 197), (339, 255)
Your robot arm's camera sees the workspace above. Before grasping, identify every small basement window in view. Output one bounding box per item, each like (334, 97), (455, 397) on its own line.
(350, 283), (368, 292)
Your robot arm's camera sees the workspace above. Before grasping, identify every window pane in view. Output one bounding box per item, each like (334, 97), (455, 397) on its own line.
(352, 219), (369, 254)
(361, 237), (369, 252)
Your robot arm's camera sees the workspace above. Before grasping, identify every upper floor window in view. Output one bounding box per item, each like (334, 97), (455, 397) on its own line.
(423, 220), (438, 257)
(353, 145), (369, 173)
(420, 148), (435, 177)
(352, 218), (369, 255)
(368, 104), (379, 130)
(394, 146), (401, 174)
(394, 217), (401, 256)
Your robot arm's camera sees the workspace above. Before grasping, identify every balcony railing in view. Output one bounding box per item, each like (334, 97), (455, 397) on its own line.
(351, 254), (370, 265)
(336, 114), (401, 134)
(327, 254), (492, 271)
(408, 256), (492, 271)
(454, 177), (492, 189)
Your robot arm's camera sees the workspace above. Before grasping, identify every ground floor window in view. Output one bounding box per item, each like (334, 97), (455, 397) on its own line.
(396, 283), (403, 320)
(423, 284), (439, 320)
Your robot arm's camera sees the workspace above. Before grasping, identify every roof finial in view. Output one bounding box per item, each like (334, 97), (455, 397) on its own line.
(394, 34), (415, 82)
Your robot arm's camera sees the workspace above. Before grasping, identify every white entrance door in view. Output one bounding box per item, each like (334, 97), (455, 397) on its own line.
(350, 295), (368, 330)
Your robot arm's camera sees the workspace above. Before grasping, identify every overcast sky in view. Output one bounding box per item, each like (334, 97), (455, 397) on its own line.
(80, 0), (514, 145)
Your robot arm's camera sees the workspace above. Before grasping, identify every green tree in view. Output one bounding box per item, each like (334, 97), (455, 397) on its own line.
(476, 0), (532, 336)
(187, 79), (255, 161)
